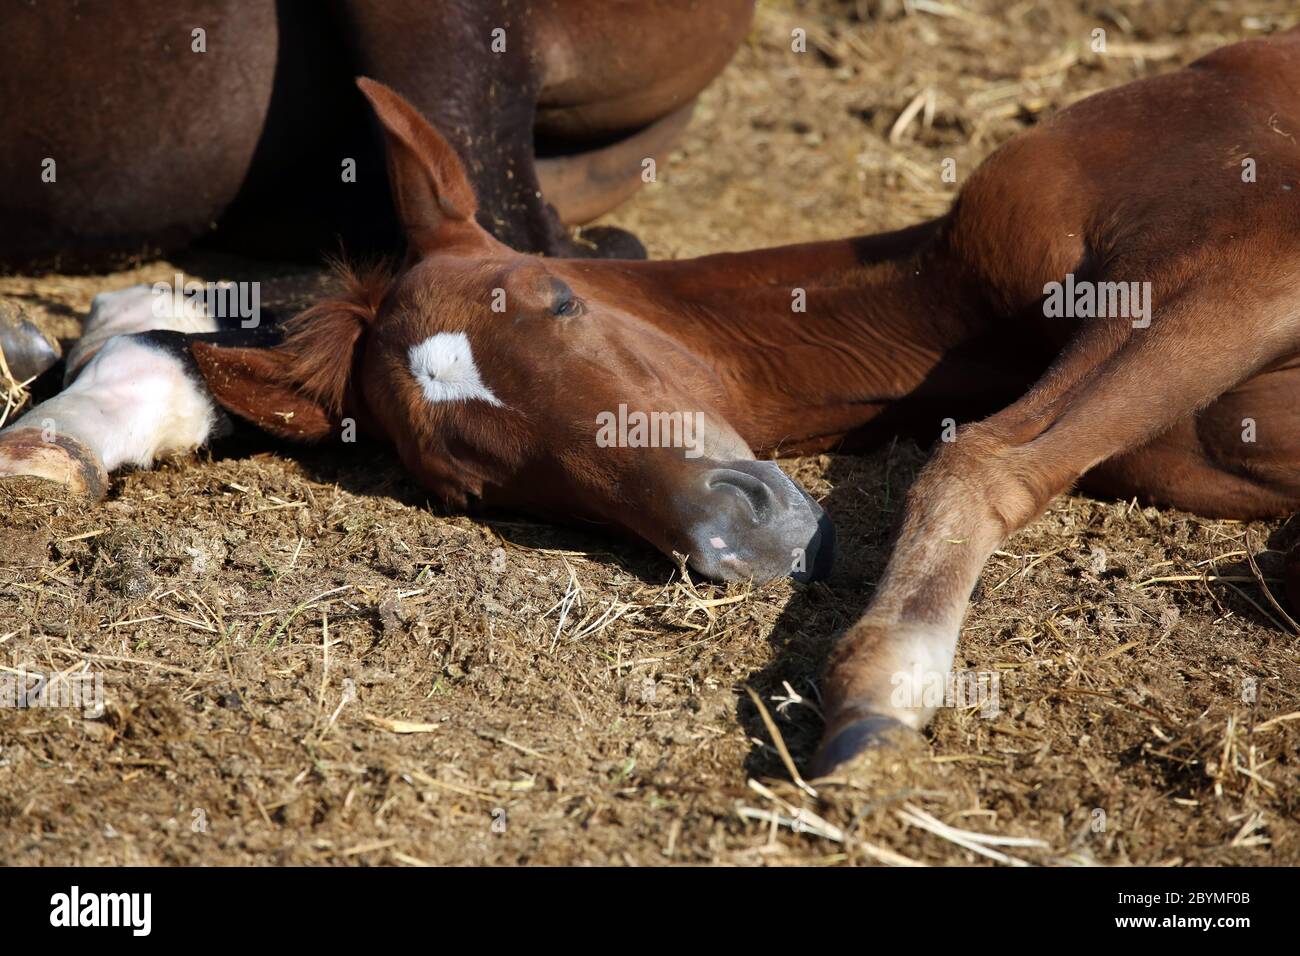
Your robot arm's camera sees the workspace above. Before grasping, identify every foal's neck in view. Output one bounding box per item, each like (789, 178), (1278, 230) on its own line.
(618, 224), (998, 454)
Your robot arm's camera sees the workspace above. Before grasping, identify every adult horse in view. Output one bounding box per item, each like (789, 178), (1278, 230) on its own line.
(6, 32), (1300, 779)
(0, 0), (754, 270)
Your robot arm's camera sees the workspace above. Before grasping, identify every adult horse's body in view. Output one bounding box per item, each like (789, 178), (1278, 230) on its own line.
(6, 30), (1300, 778)
(0, 0), (754, 270)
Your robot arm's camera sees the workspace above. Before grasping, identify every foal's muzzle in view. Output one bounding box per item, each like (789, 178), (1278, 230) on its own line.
(680, 459), (834, 584)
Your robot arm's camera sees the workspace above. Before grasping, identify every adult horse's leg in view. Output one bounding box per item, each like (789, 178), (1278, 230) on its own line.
(333, 0), (753, 258)
(812, 269), (1300, 774)
(0, 288), (223, 496)
(531, 0), (755, 246)
(534, 101), (696, 229)
(0, 1), (278, 272)
(332, 0), (566, 255)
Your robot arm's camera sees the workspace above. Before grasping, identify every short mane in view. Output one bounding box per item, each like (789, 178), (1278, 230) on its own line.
(279, 259), (394, 415)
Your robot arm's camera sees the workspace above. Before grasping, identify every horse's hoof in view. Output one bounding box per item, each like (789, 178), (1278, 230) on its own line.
(573, 225), (647, 260)
(0, 428), (108, 500)
(810, 708), (927, 779)
(0, 301), (61, 383)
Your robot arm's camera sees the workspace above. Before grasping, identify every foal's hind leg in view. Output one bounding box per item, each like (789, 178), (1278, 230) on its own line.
(813, 274), (1300, 774)
(1085, 361), (1300, 610)
(0, 286), (220, 497)
(1091, 424), (1300, 617)
(1081, 361), (1300, 519)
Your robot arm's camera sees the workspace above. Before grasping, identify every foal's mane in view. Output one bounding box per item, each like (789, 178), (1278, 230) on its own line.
(278, 259), (395, 415)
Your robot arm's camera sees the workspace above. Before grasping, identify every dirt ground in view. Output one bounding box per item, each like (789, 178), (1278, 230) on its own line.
(2, 0), (1299, 866)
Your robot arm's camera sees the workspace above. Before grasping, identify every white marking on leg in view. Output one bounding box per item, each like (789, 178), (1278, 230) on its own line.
(15, 335), (215, 471)
(66, 285), (218, 383)
(879, 623), (958, 730)
(408, 332), (503, 407)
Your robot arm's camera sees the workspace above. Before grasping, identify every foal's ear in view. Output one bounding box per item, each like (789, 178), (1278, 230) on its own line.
(356, 76), (480, 256)
(190, 273), (382, 442)
(191, 340), (343, 442)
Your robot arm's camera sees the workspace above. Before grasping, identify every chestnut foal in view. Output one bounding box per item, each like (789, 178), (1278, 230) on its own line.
(7, 31), (1300, 777)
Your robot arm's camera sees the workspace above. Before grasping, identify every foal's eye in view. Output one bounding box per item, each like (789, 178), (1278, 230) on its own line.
(552, 292), (585, 319)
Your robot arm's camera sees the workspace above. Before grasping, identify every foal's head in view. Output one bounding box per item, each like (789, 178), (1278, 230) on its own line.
(193, 79), (832, 583)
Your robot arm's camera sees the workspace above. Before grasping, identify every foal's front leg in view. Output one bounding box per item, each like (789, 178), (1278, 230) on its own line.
(0, 286), (220, 496)
(813, 277), (1296, 774)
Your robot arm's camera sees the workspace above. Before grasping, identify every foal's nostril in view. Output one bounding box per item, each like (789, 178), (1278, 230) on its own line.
(707, 470), (776, 523)
(684, 461), (832, 584)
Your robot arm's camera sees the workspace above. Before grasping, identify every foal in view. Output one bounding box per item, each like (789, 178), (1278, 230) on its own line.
(5, 31), (1300, 777)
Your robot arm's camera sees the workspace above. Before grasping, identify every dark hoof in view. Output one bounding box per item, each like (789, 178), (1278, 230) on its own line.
(0, 301), (61, 383)
(811, 710), (924, 778)
(571, 225), (647, 260)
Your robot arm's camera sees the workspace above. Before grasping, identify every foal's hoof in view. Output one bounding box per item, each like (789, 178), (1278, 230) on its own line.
(810, 708), (927, 779)
(0, 301), (61, 383)
(0, 428), (107, 500)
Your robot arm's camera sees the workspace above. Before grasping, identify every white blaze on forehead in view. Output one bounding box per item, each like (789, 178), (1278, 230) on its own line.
(408, 332), (503, 407)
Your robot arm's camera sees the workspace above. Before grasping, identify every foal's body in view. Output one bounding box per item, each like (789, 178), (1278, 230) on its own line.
(4, 32), (1300, 776)
(625, 30), (1300, 514)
